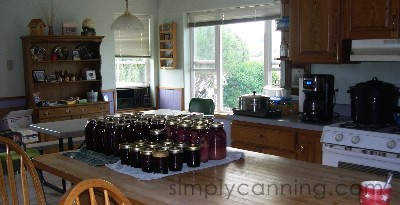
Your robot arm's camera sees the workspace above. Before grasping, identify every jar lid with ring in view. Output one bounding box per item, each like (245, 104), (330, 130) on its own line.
(169, 147), (184, 154)
(140, 148), (154, 156)
(209, 122), (224, 128)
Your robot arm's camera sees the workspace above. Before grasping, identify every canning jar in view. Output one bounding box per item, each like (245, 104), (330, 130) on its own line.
(161, 139), (174, 147)
(114, 123), (130, 157)
(150, 118), (165, 130)
(148, 129), (164, 143)
(177, 123), (192, 145)
(140, 148), (154, 173)
(135, 140), (146, 147)
(103, 121), (116, 156)
(92, 119), (106, 153)
(152, 150), (169, 174)
(208, 122), (227, 160)
(133, 119), (150, 142)
(186, 144), (201, 167)
(175, 142), (187, 163)
(84, 118), (97, 150)
(129, 144), (142, 168)
(190, 124), (210, 163)
(164, 120), (178, 141)
(146, 142), (159, 150)
(119, 143), (133, 165)
(168, 147), (183, 171)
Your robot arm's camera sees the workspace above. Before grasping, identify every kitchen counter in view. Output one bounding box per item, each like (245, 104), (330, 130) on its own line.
(226, 114), (351, 131)
(33, 147), (399, 204)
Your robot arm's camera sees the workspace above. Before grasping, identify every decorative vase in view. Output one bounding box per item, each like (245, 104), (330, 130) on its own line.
(48, 26), (54, 36)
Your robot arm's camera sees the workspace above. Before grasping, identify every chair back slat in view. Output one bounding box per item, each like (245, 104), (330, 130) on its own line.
(104, 190), (110, 205)
(0, 159), (9, 205)
(20, 158), (30, 205)
(89, 187), (97, 205)
(5, 148), (19, 205)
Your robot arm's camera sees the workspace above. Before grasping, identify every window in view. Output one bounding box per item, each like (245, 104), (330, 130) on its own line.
(113, 15), (151, 87)
(190, 20), (281, 111)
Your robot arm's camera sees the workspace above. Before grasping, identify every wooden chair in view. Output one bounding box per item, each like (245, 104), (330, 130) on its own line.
(0, 137), (46, 205)
(58, 178), (132, 205)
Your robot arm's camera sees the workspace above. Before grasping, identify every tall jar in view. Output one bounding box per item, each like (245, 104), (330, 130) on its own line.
(208, 122), (227, 160)
(150, 118), (165, 130)
(84, 118), (97, 150)
(148, 129), (164, 143)
(140, 148), (154, 173)
(190, 124), (210, 163)
(177, 123), (192, 145)
(92, 119), (106, 153)
(164, 120), (178, 141)
(114, 123), (130, 157)
(133, 119), (150, 142)
(103, 121), (116, 156)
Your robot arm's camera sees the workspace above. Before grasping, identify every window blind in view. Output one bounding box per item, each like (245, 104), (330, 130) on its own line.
(187, 4), (281, 27)
(113, 14), (151, 57)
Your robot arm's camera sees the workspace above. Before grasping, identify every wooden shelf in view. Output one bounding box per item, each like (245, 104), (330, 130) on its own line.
(33, 80), (101, 85)
(33, 59), (101, 63)
(275, 57), (290, 60)
(159, 22), (177, 69)
(160, 66), (174, 69)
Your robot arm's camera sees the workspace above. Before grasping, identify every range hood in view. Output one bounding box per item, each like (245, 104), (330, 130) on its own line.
(350, 39), (400, 62)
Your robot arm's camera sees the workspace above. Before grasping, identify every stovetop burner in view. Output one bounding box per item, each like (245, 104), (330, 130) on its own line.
(338, 121), (393, 131)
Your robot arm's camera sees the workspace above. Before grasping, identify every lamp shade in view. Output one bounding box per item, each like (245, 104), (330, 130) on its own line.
(111, 10), (144, 31)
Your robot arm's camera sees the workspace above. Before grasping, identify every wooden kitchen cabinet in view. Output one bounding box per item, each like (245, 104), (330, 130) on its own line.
(342, 0), (399, 39)
(159, 22), (177, 69)
(231, 120), (323, 164)
(290, 0), (349, 63)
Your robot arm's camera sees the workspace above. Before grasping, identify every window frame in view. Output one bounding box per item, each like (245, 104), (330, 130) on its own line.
(115, 57), (150, 88)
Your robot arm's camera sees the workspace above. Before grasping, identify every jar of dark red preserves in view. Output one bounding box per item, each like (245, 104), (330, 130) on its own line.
(140, 148), (154, 173)
(129, 144), (142, 168)
(113, 123), (130, 157)
(85, 118), (97, 150)
(146, 142), (159, 150)
(177, 123), (192, 145)
(135, 140), (146, 147)
(190, 124), (210, 163)
(186, 144), (201, 167)
(168, 147), (183, 171)
(164, 120), (178, 141)
(150, 118), (165, 130)
(152, 150), (169, 174)
(161, 139), (174, 147)
(119, 143), (133, 165)
(175, 142), (187, 163)
(103, 121), (116, 156)
(148, 129), (164, 143)
(92, 119), (106, 153)
(133, 119), (150, 142)
(208, 122), (227, 160)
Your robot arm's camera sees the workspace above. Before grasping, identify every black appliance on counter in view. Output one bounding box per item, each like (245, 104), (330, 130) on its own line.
(116, 87), (150, 110)
(299, 74), (335, 122)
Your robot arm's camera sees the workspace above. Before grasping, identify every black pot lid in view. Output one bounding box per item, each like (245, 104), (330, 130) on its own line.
(354, 77), (395, 90)
(240, 91), (269, 100)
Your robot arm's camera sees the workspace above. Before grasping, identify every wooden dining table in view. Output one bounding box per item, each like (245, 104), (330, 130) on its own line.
(32, 148), (399, 204)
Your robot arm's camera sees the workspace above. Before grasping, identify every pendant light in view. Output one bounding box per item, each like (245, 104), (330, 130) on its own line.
(111, 0), (144, 31)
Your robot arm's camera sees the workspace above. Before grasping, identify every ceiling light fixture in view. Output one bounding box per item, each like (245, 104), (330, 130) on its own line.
(111, 0), (144, 31)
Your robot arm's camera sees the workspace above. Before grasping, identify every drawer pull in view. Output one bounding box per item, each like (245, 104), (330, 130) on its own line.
(257, 134), (262, 138)
(300, 145), (304, 153)
(65, 109), (71, 114)
(44, 111), (49, 116)
(392, 15), (397, 31)
(100, 106), (105, 110)
(81, 108), (86, 112)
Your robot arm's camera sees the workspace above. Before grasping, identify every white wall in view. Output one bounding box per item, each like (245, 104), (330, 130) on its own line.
(0, 0), (158, 99)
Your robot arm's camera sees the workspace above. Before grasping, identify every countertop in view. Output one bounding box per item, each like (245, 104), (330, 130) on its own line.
(226, 114), (351, 131)
(33, 147), (399, 204)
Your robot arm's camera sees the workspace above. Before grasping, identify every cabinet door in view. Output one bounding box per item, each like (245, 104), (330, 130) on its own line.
(261, 148), (296, 160)
(342, 0), (399, 39)
(231, 141), (262, 153)
(297, 132), (322, 164)
(290, 0), (342, 63)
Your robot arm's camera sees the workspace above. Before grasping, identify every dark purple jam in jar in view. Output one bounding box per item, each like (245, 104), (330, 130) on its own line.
(209, 122), (227, 160)
(164, 120), (178, 141)
(152, 150), (169, 174)
(190, 124), (210, 163)
(85, 118), (97, 150)
(92, 119), (106, 153)
(150, 118), (165, 130)
(148, 129), (164, 143)
(114, 123), (129, 157)
(133, 119), (150, 142)
(177, 123), (192, 145)
(119, 143), (133, 165)
(146, 142), (159, 150)
(175, 142), (187, 163)
(140, 148), (154, 173)
(168, 147), (183, 171)
(129, 144), (142, 168)
(104, 121), (116, 156)
(135, 140), (146, 147)
(186, 144), (201, 167)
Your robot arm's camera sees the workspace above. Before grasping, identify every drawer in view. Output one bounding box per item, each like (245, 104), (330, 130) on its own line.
(77, 103), (109, 115)
(232, 123), (296, 150)
(37, 107), (78, 119)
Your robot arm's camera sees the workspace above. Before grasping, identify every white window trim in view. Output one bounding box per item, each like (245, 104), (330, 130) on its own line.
(115, 58), (150, 88)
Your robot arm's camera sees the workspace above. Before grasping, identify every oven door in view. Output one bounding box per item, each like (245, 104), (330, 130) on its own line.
(322, 144), (400, 175)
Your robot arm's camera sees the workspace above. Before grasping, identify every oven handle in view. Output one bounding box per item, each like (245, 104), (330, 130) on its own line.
(323, 145), (400, 163)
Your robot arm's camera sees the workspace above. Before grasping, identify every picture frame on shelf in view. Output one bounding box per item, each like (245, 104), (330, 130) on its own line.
(47, 74), (57, 82)
(62, 22), (78, 36)
(86, 70), (96, 80)
(285, 62), (311, 96)
(32, 70), (46, 83)
(72, 49), (80, 60)
(164, 34), (170, 40)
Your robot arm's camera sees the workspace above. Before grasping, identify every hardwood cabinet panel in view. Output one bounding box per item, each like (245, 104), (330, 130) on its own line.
(297, 132), (323, 164)
(37, 106), (79, 119)
(342, 0), (399, 39)
(261, 148), (296, 160)
(231, 141), (262, 153)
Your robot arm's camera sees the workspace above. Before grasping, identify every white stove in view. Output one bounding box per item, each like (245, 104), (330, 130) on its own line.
(321, 121), (400, 176)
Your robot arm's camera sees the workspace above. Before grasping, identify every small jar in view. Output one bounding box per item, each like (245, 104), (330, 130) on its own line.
(84, 118), (97, 150)
(190, 124), (210, 163)
(208, 122), (227, 160)
(133, 119), (150, 142)
(146, 142), (159, 150)
(169, 147), (183, 171)
(129, 144), (142, 168)
(135, 140), (147, 147)
(177, 123), (192, 145)
(150, 118), (165, 130)
(164, 120), (178, 141)
(140, 148), (154, 173)
(152, 150), (169, 174)
(103, 121), (116, 156)
(119, 143), (133, 165)
(175, 142), (187, 163)
(161, 139), (174, 147)
(148, 129), (164, 143)
(186, 144), (201, 167)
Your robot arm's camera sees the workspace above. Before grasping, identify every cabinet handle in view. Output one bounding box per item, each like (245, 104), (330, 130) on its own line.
(44, 111), (49, 116)
(392, 15), (397, 32)
(331, 41), (337, 58)
(300, 145), (304, 153)
(65, 109), (71, 114)
(100, 106), (105, 110)
(81, 108), (86, 112)
(257, 134), (263, 138)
